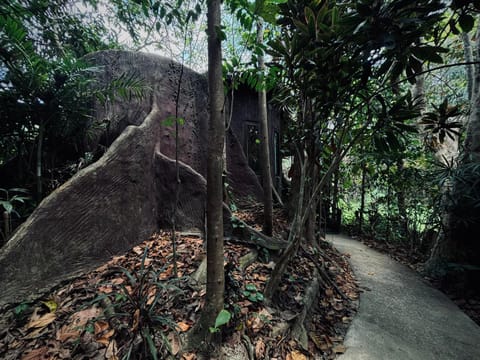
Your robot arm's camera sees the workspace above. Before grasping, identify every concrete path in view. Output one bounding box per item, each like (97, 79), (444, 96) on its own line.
(327, 233), (480, 360)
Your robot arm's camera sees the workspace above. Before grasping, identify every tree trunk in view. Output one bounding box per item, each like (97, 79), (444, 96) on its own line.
(359, 160), (367, 234)
(36, 121), (45, 203)
(462, 32), (474, 101)
(190, 0), (225, 345)
(205, 0), (225, 329)
(257, 20), (273, 236)
(396, 158), (408, 240)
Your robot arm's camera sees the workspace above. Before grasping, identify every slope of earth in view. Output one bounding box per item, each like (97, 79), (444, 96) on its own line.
(328, 233), (480, 360)
(0, 211), (359, 360)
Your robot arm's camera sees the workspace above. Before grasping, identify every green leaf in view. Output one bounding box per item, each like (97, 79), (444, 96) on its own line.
(256, 293), (265, 301)
(245, 283), (257, 291)
(209, 326), (220, 333)
(214, 309), (231, 328)
(0, 201), (13, 213)
(142, 327), (158, 360)
(14, 303), (29, 315)
(459, 14), (475, 33)
(411, 46), (445, 63)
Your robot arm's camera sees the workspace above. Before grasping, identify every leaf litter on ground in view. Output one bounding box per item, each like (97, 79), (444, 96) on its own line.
(0, 207), (359, 360)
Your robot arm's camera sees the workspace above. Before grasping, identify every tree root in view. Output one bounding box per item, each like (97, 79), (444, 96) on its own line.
(225, 214), (288, 251)
(291, 269), (320, 350)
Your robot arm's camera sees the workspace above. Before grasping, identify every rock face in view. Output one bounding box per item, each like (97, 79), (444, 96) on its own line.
(0, 50), (264, 306)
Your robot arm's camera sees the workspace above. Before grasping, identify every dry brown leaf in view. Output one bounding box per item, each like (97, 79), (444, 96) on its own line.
(255, 339), (265, 359)
(94, 320), (109, 335)
(132, 309), (140, 332)
(247, 316), (263, 333)
(182, 353), (196, 360)
(23, 326), (48, 340)
(286, 350), (307, 360)
(56, 324), (81, 342)
(110, 278), (125, 285)
(26, 312), (56, 330)
(21, 347), (49, 360)
(176, 321), (190, 332)
(105, 339), (118, 360)
(333, 344), (347, 354)
(97, 285), (113, 294)
(146, 287), (157, 306)
(71, 306), (101, 327)
(97, 329), (115, 346)
(159, 265), (173, 279)
(168, 332), (181, 355)
(133, 246), (143, 255)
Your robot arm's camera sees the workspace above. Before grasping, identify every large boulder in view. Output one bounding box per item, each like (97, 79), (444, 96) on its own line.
(0, 51), (264, 306)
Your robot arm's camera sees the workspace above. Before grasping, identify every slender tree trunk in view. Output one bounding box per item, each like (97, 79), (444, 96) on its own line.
(205, 0), (225, 324)
(189, 0), (225, 346)
(171, 60), (185, 278)
(36, 121), (45, 203)
(462, 32), (474, 102)
(257, 20), (273, 236)
(396, 158), (409, 240)
(359, 160), (367, 234)
(331, 166), (340, 232)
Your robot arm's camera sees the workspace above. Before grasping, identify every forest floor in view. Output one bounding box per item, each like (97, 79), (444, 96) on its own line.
(0, 207), (359, 360)
(328, 233), (480, 360)
(358, 236), (480, 326)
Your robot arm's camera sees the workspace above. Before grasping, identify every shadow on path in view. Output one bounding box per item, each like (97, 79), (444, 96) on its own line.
(327, 233), (480, 360)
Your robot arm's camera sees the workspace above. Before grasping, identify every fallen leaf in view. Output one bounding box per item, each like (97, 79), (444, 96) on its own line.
(94, 320), (109, 335)
(176, 321), (190, 332)
(105, 339), (118, 360)
(255, 339), (265, 359)
(168, 332), (181, 355)
(333, 344), (346, 354)
(97, 329), (115, 346)
(132, 309), (140, 332)
(133, 246), (143, 255)
(287, 350), (307, 360)
(110, 278), (125, 285)
(98, 285), (113, 294)
(41, 300), (58, 313)
(56, 324), (81, 342)
(71, 306), (101, 327)
(182, 353), (196, 360)
(21, 347), (49, 360)
(26, 312), (56, 330)
(146, 287), (157, 305)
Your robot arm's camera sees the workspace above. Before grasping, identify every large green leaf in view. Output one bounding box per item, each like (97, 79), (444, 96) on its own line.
(214, 309), (231, 328)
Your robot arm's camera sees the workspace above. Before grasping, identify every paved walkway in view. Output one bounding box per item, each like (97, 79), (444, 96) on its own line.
(327, 233), (480, 360)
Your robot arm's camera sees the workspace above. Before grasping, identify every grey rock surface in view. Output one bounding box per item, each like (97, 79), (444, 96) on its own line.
(328, 233), (480, 360)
